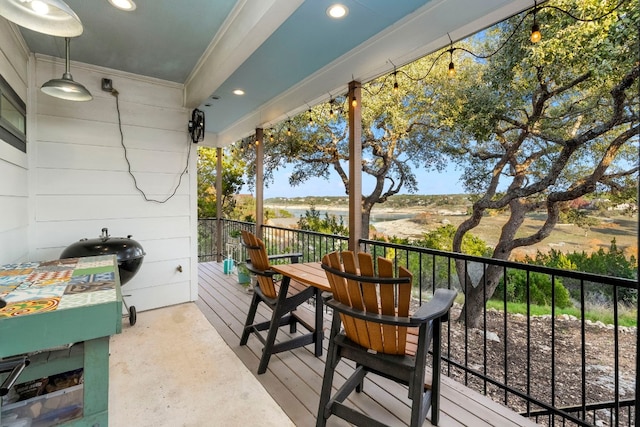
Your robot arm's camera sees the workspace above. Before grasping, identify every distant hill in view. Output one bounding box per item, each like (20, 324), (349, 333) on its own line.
(265, 194), (470, 210)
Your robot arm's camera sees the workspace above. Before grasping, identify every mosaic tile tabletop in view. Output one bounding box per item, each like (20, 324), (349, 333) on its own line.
(0, 255), (119, 318)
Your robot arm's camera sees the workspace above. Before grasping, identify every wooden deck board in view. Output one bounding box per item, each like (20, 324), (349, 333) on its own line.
(197, 261), (539, 427)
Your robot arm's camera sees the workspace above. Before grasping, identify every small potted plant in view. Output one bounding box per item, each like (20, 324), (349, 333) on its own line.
(236, 261), (251, 285)
(228, 229), (242, 245)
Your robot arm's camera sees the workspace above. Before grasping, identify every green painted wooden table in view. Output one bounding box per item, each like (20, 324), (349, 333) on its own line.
(0, 255), (122, 426)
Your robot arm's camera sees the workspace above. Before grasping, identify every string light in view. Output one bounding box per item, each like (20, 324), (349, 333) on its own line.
(447, 46), (456, 78)
(530, 1), (541, 43)
(369, 1), (627, 93)
(268, 0), (629, 133)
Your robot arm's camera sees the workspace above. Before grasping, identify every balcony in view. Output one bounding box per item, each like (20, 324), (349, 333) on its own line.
(196, 260), (540, 426)
(198, 218), (637, 426)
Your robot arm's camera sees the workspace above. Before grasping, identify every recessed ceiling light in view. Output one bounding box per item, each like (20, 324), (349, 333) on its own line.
(327, 4), (348, 19)
(108, 0), (136, 11)
(233, 89), (245, 96)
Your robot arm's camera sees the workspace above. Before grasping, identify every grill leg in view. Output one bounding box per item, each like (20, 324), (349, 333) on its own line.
(122, 296), (137, 326)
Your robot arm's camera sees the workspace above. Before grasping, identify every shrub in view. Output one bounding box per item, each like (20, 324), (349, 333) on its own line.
(297, 204), (348, 236)
(523, 239), (637, 306)
(495, 269), (572, 309)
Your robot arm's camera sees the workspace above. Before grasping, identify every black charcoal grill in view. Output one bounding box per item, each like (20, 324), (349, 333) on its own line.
(60, 227), (145, 325)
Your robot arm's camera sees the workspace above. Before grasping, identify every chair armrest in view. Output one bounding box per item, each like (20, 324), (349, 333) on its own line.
(325, 299), (415, 327)
(268, 253), (303, 263)
(411, 289), (457, 323)
(245, 262), (276, 278)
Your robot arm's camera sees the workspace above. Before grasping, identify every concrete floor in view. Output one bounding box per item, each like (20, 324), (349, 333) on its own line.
(108, 303), (294, 426)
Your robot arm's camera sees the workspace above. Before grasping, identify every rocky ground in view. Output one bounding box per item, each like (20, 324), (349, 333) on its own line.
(440, 305), (637, 426)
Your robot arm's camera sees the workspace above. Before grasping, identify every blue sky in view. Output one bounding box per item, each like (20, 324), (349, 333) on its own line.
(254, 163), (467, 199)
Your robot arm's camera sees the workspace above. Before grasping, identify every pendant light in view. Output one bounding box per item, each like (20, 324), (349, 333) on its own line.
(0, 0), (83, 37)
(41, 37), (92, 101)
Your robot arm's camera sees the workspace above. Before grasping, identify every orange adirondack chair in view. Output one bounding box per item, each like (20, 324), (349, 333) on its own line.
(318, 250), (456, 426)
(239, 230), (320, 374)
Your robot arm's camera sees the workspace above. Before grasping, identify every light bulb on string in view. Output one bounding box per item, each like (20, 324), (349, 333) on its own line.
(351, 95), (357, 108)
(530, 22), (541, 43)
(393, 71), (399, 92)
(447, 48), (456, 78)
(530, 1), (541, 43)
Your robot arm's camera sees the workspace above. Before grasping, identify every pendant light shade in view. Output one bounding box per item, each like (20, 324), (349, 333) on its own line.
(0, 0), (83, 37)
(41, 37), (92, 102)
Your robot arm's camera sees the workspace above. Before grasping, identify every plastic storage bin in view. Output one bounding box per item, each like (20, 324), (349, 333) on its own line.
(1, 384), (83, 427)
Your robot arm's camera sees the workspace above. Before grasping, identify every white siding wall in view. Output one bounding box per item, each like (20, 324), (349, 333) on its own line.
(0, 22), (29, 263)
(29, 55), (198, 311)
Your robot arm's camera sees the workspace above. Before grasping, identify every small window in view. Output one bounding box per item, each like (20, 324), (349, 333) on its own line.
(0, 74), (26, 152)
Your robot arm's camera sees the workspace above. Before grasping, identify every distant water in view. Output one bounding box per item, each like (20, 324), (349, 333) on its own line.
(272, 207), (414, 226)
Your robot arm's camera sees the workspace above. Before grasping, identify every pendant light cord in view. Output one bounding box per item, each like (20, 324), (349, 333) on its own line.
(111, 89), (191, 203)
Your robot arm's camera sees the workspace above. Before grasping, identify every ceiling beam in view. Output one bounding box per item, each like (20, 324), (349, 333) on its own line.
(184, 0), (303, 109)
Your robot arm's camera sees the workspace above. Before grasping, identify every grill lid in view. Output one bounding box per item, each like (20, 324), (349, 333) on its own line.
(60, 227), (145, 262)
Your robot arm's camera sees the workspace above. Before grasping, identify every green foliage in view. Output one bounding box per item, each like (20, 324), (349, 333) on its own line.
(525, 240), (638, 280)
(518, 240), (638, 305)
(568, 239), (637, 280)
(495, 269), (573, 308)
(230, 196), (256, 222)
(197, 147), (245, 218)
(417, 224), (492, 257)
(297, 204), (348, 236)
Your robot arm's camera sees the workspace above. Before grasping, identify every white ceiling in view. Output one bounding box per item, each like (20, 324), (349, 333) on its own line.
(15, 0), (537, 146)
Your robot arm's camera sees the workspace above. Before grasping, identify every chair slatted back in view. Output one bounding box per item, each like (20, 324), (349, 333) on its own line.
(322, 251), (413, 355)
(241, 230), (277, 299)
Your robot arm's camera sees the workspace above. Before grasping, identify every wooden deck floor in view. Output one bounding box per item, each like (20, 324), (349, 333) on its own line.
(196, 261), (540, 427)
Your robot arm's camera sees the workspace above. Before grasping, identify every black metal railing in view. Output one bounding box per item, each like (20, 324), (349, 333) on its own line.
(198, 218), (637, 426)
(360, 238), (637, 427)
(197, 218), (255, 262)
(262, 224), (349, 262)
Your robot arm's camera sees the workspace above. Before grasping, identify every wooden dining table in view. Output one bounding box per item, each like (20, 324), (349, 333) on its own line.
(271, 262), (331, 292)
(271, 262), (331, 357)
